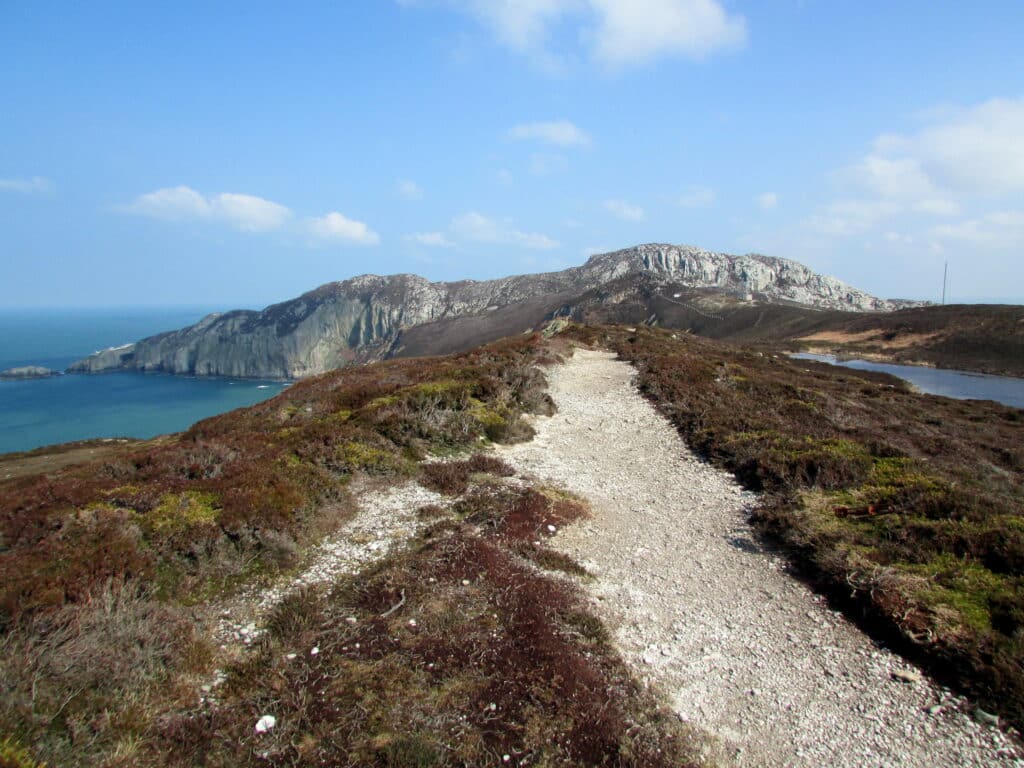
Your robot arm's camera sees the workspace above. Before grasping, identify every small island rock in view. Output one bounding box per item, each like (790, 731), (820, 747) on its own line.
(0, 365), (60, 380)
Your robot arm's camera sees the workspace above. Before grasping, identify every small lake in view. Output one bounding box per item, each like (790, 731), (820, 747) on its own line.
(791, 353), (1024, 410)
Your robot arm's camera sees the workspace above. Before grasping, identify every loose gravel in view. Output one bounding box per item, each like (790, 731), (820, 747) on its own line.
(499, 348), (1021, 767)
(213, 481), (444, 655)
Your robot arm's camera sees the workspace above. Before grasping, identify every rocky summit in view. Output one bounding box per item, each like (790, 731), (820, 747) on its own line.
(68, 243), (914, 379)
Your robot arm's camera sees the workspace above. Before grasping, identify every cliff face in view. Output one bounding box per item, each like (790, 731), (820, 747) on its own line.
(69, 243), (912, 379)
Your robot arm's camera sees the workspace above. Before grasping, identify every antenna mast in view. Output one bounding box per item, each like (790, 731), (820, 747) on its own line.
(942, 261), (948, 305)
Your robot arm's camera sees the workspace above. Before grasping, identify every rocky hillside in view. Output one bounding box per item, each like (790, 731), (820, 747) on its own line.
(69, 243), (910, 378)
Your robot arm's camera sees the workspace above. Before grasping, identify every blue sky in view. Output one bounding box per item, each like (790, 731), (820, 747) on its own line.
(2, 1), (1022, 309)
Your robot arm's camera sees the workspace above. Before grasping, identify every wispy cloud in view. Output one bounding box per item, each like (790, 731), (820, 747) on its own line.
(407, 231), (454, 247)
(756, 192), (778, 210)
(450, 211), (559, 250)
(397, 179), (423, 200)
(678, 185), (716, 208)
(0, 176), (53, 195)
(604, 198), (645, 221)
(449, 0), (746, 69)
(307, 212), (380, 245)
(931, 210), (1024, 249)
(528, 153), (569, 176)
(806, 97), (1024, 243)
(508, 119), (591, 147)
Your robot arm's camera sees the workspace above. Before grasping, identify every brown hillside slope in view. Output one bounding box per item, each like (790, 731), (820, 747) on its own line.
(0, 335), (697, 768)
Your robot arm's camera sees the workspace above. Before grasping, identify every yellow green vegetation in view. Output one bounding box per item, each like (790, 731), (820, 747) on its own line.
(336, 441), (412, 476)
(469, 399), (510, 440)
(903, 555), (1014, 634)
(0, 736), (47, 768)
(142, 491), (220, 534)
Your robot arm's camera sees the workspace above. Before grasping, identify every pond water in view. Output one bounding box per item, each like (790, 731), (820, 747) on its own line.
(791, 353), (1024, 410)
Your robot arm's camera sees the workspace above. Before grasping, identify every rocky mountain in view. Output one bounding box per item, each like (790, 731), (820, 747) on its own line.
(69, 243), (915, 379)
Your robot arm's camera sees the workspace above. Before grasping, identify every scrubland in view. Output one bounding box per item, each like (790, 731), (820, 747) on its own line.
(0, 335), (694, 767)
(2, 323), (1022, 766)
(566, 325), (1024, 729)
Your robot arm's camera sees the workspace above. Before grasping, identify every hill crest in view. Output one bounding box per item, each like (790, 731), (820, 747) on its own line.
(69, 242), (918, 378)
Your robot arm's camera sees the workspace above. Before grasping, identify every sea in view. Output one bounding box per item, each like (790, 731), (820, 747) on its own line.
(0, 307), (288, 455)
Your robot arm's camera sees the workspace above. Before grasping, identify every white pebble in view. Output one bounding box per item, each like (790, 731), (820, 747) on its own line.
(254, 714), (276, 734)
(310, 646), (320, 656)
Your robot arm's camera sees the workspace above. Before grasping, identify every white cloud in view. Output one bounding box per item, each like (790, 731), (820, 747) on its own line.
(397, 179), (423, 200)
(215, 192), (292, 232)
(604, 198), (645, 221)
(467, 0), (578, 54)
(912, 98), (1024, 194)
(529, 153), (569, 176)
(508, 119), (591, 147)
(119, 185), (377, 245)
(678, 185), (715, 207)
(0, 176), (52, 194)
(588, 0), (747, 65)
(119, 186), (214, 220)
(808, 198), (901, 237)
(931, 210), (1024, 248)
(807, 97), (1024, 243)
(119, 186), (291, 232)
(756, 192), (778, 210)
(836, 155), (959, 217)
(456, 0), (745, 67)
(307, 212), (380, 245)
(407, 231), (454, 247)
(450, 211), (559, 249)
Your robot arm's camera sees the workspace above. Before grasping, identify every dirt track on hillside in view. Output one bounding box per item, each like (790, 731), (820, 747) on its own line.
(498, 348), (1020, 767)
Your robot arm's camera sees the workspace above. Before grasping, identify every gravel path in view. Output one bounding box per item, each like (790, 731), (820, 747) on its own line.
(213, 482), (443, 653)
(498, 348), (1021, 767)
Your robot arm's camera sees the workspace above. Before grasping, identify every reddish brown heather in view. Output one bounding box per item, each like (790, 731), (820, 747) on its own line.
(0, 334), (584, 767)
(0, 336), (552, 628)
(419, 454), (516, 496)
(151, 487), (694, 767)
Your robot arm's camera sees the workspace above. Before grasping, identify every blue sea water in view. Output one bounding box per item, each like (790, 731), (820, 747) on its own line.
(0, 308), (287, 454)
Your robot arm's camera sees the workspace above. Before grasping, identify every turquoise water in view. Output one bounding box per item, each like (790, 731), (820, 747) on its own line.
(0, 308), (287, 454)
(791, 353), (1024, 410)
